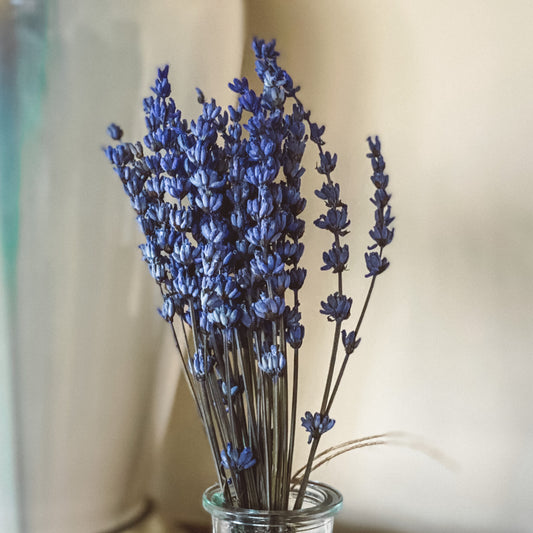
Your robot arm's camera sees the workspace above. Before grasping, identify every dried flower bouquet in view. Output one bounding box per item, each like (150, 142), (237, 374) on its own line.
(105, 38), (394, 512)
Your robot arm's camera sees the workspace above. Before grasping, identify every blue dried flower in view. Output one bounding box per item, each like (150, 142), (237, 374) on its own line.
(321, 243), (349, 273)
(320, 292), (352, 322)
(220, 378), (242, 400)
(251, 252), (285, 277)
(158, 297), (175, 322)
(364, 252), (390, 277)
(139, 241), (166, 282)
(309, 122), (325, 145)
(208, 304), (240, 329)
(287, 324), (305, 349)
(245, 215), (286, 246)
(314, 206), (350, 236)
(289, 267), (307, 291)
(252, 294), (286, 320)
(171, 271), (200, 298)
(195, 87), (205, 104)
(228, 77), (249, 95)
(301, 411), (335, 444)
(270, 271), (291, 296)
(107, 123), (123, 141)
(315, 182), (342, 208)
(105, 143), (134, 167)
(316, 151), (337, 175)
(220, 443), (256, 472)
(341, 329), (361, 355)
(239, 90), (261, 114)
(252, 37), (280, 61)
(368, 224), (394, 250)
(258, 345), (286, 380)
(277, 241), (304, 265)
(151, 65), (171, 98)
(188, 350), (214, 381)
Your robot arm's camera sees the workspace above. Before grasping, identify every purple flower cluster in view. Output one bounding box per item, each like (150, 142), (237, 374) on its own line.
(365, 136), (394, 277)
(105, 45), (306, 347)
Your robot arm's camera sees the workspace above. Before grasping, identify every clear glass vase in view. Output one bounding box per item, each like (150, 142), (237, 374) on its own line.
(202, 481), (343, 533)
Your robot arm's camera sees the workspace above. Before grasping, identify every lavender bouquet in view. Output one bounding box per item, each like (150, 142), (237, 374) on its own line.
(105, 38), (394, 513)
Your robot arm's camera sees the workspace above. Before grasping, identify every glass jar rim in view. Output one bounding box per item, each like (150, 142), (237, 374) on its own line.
(202, 481), (343, 526)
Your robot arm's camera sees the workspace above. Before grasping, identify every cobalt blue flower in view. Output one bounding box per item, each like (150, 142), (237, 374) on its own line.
(286, 218), (305, 240)
(368, 224), (394, 250)
(321, 244), (349, 273)
(277, 241), (304, 265)
(309, 122), (325, 145)
(130, 193), (148, 215)
(301, 411), (335, 444)
(252, 294), (286, 320)
(315, 182), (342, 208)
(172, 238), (199, 266)
(364, 252), (390, 277)
(208, 304), (240, 329)
(252, 37), (280, 61)
(316, 151), (337, 175)
(366, 135), (382, 158)
(247, 190), (275, 220)
(104, 143), (134, 167)
(107, 123), (123, 141)
(250, 252), (285, 277)
(239, 90), (261, 114)
(287, 324), (305, 349)
(228, 77), (249, 95)
(171, 270), (200, 298)
(171, 207), (193, 232)
(136, 215), (154, 236)
(139, 240), (164, 272)
(221, 443), (256, 472)
(320, 292), (352, 322)
(314, 206), (350, 236)
(188, 349), (215, 381)
(151, 65), (171, 98)
(342, 329), (361, 355)
(258, 345), (286, 380)
(195, 87), (205, 104)
(245, 215), (287, 246)
(158, 297), (175, 322)
(200, 219), (229, 244)
(270, 270), (291, 296)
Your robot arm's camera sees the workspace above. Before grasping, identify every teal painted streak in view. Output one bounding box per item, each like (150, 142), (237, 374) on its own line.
(0, 2), (49, 531)
(0, 256), (19, 532)
(0, 0), (49, 291)
(0, 6), (22, 530)
(0, 25), (19, 298)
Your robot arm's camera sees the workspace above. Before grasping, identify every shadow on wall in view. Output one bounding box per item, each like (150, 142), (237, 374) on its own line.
(154, 374), (216, 527)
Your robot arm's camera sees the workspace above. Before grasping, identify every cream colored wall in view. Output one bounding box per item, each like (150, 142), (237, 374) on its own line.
(156, 1), (533, 532)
